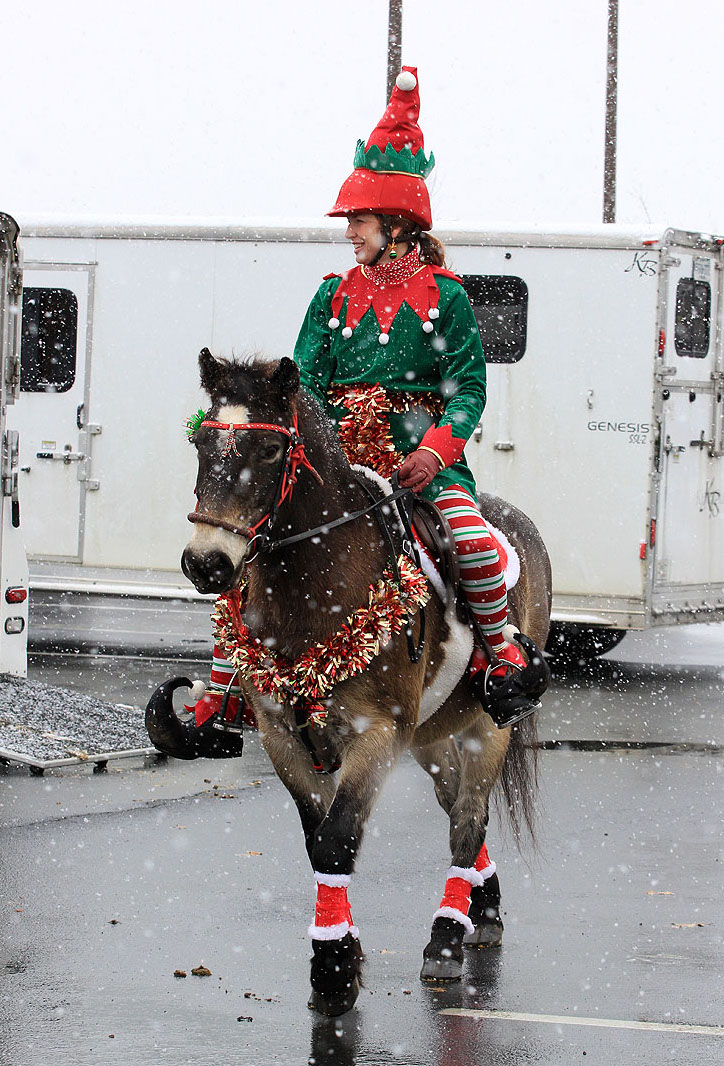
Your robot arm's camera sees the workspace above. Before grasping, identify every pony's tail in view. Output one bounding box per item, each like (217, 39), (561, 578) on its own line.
(498, 714), (539, 846)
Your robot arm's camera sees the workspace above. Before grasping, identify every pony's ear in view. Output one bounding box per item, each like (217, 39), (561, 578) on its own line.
(199, 347), (222, 395)
(270, 357), (300, 403)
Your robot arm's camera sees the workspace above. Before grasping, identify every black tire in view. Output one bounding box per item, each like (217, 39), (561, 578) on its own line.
(546, 622), (626, 660)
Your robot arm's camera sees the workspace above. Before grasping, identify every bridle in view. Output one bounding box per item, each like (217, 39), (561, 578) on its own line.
(186, 409), (426, 661)
(187, 410), (324, 556)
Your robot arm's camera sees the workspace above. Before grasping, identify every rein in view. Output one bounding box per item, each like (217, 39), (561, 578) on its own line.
(266, 485), (411, 551)
(187, 414), (427, 662)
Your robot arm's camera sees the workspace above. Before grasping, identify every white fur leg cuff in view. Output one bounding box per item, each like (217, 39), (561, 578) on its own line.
(308, 921), (359, 941)
(433, 907), (475, 936)
(314, 872), (351, 889)
(447, 865), (493, 888)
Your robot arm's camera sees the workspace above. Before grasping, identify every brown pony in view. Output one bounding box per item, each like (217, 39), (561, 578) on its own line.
(147, 351), (552, 1017)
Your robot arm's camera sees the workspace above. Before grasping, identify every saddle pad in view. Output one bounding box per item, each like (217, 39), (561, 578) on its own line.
(485, 521), (520, 591)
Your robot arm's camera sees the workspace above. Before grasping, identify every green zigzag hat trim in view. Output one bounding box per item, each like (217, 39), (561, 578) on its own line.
(353, 139), (435, 178)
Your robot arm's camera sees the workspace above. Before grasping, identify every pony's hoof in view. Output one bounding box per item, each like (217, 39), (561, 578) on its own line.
(420, 955), (463, 982)
(465, 879), (504, 948)
(420, 917), (464, 982)
(307, 978), (360, 1017)
(309, 934), (361, 1016)
(463, 920), (504, 948)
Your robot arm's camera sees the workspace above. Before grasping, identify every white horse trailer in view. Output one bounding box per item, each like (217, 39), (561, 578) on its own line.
(12, 219), (724, 653)
(0, 214), (29, 676)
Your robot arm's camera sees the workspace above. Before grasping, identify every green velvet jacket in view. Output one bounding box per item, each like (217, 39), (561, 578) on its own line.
(293, 266), (486, 501)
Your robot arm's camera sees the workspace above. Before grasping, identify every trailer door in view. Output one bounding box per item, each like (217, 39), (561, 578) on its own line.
(655, 252), (724, 590)
(9, 266), (93, 560)
(0, 214), (29, 677)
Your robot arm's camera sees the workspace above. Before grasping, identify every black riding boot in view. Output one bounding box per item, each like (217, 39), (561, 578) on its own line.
(470, 633), (550, 729)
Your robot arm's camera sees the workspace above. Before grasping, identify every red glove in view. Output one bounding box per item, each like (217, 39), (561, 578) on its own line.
(397, 449), (442, 493)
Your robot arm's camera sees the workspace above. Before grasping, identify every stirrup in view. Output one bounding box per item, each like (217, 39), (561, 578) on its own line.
(211, 673), (245, 735)
(471, 633), (550, 729)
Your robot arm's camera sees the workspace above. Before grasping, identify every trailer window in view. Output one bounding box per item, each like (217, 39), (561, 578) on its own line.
(459, 275), (528, 363)
(20, 287), (78, 393)
(674, 278), (710, 358)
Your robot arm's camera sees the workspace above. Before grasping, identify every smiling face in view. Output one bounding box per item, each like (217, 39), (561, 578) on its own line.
(345, 213), (405, 265)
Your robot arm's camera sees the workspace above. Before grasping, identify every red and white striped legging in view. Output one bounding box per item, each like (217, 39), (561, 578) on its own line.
(430, 483), (508, 650)
(206, 482), (509, 698)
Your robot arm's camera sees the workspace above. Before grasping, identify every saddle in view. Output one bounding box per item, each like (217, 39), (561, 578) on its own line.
(403, 490), (549, 729)
(392, 487), (464, 622)
(409, 496), (460, 591)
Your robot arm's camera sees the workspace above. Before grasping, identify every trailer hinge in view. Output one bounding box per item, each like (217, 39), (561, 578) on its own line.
(2, 430), (21, 527)
(76, 419), (102, 489)
(77, 454), (100, 490)
(8, 264), (22, 297)
(661, 255), (681, 268)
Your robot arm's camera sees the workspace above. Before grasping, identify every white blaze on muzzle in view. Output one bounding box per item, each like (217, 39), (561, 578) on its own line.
(186, 402), (252, 567)
(185, 521), (249, 570)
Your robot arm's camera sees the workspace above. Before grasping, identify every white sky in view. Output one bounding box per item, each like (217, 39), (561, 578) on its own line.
(3, 0), (724, 232)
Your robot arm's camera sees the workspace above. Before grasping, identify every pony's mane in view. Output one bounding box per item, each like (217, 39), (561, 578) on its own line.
(206, 353), (280, 409)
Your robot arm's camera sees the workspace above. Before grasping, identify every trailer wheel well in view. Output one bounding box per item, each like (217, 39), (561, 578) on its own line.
(546, 623), (626, 660)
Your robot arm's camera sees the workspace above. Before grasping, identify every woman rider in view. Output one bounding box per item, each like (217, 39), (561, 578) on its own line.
(192, 67), (543, 731)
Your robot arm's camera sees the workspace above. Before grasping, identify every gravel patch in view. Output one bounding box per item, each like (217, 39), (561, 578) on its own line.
(0, 675), (151, 760)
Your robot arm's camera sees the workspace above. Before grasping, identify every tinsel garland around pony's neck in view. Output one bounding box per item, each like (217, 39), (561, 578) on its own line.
(213, 555), (430, 704)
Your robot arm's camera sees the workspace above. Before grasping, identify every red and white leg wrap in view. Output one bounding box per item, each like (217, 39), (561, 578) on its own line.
(308, 872), (359, 941)
(474, 842), (496, 876)
(433, 844), (497, 935)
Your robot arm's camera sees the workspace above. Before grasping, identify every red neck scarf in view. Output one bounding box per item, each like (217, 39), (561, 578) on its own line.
(364, 247), (424, 287)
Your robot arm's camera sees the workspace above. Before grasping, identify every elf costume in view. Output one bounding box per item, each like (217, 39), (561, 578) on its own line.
(295, 67), (527, 680)
(188, 67), (537, 734)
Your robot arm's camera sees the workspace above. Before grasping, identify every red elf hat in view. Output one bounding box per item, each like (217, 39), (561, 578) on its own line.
(327, 67), (435, 230)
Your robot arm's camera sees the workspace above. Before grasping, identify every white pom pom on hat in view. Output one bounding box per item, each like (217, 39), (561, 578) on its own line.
(396, 70), (417, 91)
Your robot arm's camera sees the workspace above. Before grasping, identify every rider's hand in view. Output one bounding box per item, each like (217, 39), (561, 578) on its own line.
(397, 449), (442, 493)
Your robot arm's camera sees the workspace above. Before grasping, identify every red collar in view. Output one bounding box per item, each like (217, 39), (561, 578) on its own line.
(364, 248), (424, 287)
(330, 261), (437, 334)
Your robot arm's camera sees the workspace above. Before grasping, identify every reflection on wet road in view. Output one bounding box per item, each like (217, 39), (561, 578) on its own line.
(0, 622), (722, 1065)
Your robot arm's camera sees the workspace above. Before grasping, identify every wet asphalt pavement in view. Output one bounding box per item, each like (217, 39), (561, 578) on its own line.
(0, 596), (723, 1065)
